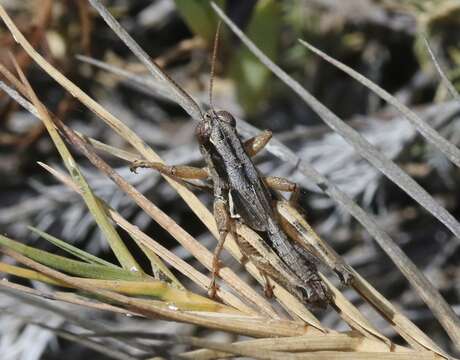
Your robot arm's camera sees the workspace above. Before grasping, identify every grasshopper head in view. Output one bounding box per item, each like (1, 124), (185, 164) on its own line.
(196, 109), (236, 144)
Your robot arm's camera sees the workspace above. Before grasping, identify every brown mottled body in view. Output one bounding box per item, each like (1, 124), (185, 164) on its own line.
(129, 22), (335, 308)
(195, 109), (330, 307)
(130, 109), (334, 307)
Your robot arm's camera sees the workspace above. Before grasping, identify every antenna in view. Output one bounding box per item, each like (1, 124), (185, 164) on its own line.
(209, 21), (222, 112)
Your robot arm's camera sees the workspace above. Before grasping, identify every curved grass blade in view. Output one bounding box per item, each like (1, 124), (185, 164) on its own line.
(422, 34), (460, 101)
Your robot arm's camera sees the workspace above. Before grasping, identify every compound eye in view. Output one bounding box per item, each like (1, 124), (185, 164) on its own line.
(217, 111), (236, 127)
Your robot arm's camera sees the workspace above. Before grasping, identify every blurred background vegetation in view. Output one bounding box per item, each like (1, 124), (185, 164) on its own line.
(0, 0), (459, 358)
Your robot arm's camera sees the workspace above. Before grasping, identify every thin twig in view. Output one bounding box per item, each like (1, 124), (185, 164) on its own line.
(298, 38), (460, 168)
(88, 0), (203, 121)
(422, 34), (460, 101)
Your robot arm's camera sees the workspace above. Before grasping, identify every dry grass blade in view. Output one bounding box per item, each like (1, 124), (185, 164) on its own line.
(88, 0), (203, 121)
(0, 246), (314, 338)
(86, 331), (433, 360)
(277, 202), (447, 355)
(22, 323), (138, 360)
(421, 34), (460, 101)
(85, 331), (297, 360)
(0, 281), (140, 316)
(298, 38), (460, 168)
(0, 285), (149, 357)
(37, 162), (257, 315)
(76, 54), (174, 103)
(7, 55), (141, 273)
(210, 2), (460, 348)
(180, 333), (414, 359)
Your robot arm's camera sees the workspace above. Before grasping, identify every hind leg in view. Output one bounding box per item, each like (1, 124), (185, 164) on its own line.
(231, 226), (279, 298)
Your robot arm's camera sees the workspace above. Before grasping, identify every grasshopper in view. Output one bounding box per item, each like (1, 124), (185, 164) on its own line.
(130, 24), (344, 308)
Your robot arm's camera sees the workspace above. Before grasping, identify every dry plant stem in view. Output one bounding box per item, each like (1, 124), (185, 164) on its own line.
(277, 202), (446, 354)
(9, 54), (142, 273)
(90, 332), (434, 360)
(0, 281), (140, 316)
(0, 246), (312, 339)
(9, 317), (143, 360)
(88, 332), (299, 360)
(0, 283), (151, 355)
(180, 333), (414, 359)
(87, 0), (203, 121)
(37, 162), (256, 316)
(210, 3), (460, 348)
(422, 34), (460, 101)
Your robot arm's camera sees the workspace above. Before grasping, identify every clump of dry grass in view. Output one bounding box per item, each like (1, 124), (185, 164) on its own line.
(0, 1), (458, 359)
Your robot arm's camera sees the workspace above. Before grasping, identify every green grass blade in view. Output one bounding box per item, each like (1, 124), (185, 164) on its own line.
(28, 226), (118, 268)
(11, 58), (141, 273)
(0, 234), (141, 281)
